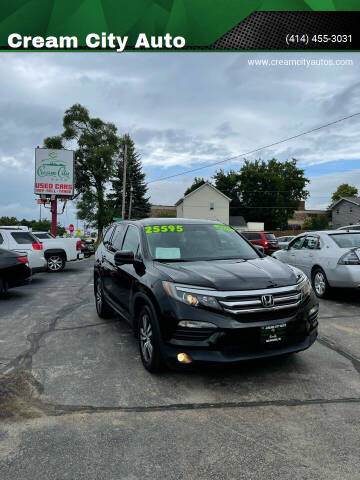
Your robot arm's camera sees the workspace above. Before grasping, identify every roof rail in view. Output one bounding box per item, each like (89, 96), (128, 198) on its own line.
(0, 225), (30, 231)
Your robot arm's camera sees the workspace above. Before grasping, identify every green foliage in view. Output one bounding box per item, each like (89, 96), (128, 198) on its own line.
(0, 217), (65, 235)
(44, 104), (120, 235)
(184, 177), (206, 196)
(331, 183), (358, 203)
(302, 215), (329, 231)
(212, 159), (309, 229)
(108, 134), (151, 220)
(238, 158), (309, 229)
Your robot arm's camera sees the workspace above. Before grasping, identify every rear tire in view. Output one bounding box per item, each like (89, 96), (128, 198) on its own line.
(312, 268), (330, 298)
(138, 304), (164, 373)
(95, 277), (113, 319)
(46, 254), (66, 272)
(0, 278), (8, 298)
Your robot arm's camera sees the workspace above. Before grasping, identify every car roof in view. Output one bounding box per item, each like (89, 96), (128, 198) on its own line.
(113, 218), (224, 226)
(296, 230), (360, 237)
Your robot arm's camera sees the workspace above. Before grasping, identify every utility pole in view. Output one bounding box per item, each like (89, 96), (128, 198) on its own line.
(121, 143), (127, 220)
(128, 185), (133, 219)
(51, 197), (57, 237)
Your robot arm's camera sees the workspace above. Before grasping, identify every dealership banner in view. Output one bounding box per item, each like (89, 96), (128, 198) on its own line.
(1, 1), (360, 51)
(34, 148), (74, 197)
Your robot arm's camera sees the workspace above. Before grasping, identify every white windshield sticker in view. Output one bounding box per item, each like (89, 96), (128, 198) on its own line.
(155, 247), (181, 259)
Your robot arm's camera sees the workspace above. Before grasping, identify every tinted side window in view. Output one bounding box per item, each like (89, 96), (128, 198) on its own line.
(103, 227), (115, 247)
(289, 237), (304, 250)
(122, 226), (140, 254)
(0, 233), (3, 245)
(303, 237), (320, 250)
(11, 232), (37, 244)
(112, 225), (126, 251)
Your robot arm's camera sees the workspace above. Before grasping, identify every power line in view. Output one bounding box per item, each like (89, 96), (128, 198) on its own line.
(146, 112), (360, 185)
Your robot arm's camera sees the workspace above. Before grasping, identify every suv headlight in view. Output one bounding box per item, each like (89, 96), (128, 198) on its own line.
(162, 281), (222, 311)
(296, 271), (312, 297)
(289, 266), (312, 298)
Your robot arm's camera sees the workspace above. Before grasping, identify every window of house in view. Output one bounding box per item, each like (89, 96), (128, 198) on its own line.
(210, 201), (214, 210)
(336, 210), (339, 214)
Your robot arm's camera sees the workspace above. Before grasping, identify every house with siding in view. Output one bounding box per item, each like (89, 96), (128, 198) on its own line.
(175, 182), (231, 224)
(330, 197), (360, 228)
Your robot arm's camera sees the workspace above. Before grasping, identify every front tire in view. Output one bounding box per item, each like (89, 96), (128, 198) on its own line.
(95, 277), (113, 319)
(312, 268), (330, 298)
(138, 304), (164, 373)
(47, 254), (66, 272)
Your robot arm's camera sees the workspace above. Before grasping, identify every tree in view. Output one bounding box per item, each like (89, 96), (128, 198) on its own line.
(108, 134), (151, 220)
(213, 169), (242, 216)
(331, 184), (358, 203)
(184, 177), (206, 196)
(303, 215), (329, 231)
(44, 104), (120, 236)
(236, 158), (309, 229)
(0, 216), (65, 235)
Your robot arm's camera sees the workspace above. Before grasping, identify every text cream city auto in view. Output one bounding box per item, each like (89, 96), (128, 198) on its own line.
(94, 219), (319, 372)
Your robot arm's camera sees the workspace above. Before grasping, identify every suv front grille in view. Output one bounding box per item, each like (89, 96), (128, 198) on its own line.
(216, 285), (301, 315)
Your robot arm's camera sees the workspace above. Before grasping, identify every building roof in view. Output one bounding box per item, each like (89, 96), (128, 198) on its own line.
(175, 181), (232, 206)
(330, 197), (360, 209)
(229, 215), (247, 227)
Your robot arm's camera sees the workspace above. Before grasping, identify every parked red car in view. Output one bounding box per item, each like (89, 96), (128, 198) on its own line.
(241, 231), (280, 255)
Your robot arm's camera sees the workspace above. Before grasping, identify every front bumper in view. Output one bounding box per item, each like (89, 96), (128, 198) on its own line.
(163, 329), (317, 368)
(159, 292), (319, 368)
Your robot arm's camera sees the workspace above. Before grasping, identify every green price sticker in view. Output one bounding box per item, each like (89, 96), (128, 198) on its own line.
(214, 225), (233, 231)
(145, 225), (183, 234)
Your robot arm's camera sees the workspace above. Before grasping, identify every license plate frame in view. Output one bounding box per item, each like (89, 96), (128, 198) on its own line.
(260, 323), (286, 344)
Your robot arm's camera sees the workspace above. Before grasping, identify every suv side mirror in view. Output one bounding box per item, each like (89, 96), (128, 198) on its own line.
(114, 250), (134, 266)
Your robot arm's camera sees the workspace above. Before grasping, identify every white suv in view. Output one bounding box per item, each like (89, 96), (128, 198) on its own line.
(0, 226), (47, 274)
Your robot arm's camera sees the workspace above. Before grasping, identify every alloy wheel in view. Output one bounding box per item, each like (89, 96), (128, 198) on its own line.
(95, 278), (102, 313)
(140, 313), (153, 363)
(48, 255), (63, 271)
(314, 272), (326, 296)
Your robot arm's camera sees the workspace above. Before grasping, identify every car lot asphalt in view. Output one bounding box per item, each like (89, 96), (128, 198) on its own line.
(1, 258), (360, 479)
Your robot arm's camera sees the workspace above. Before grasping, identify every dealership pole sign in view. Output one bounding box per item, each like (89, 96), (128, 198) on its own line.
(34, 148), (74, 198)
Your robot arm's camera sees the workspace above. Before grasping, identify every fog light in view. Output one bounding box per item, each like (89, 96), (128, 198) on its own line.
(177, 353), (192, 364)
(309, 306), (319, 316)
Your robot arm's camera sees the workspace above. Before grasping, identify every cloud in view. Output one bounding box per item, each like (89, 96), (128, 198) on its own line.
(1, 51), (360, 224)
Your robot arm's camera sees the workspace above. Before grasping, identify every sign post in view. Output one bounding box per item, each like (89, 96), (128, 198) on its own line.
(35, 148), (75, 237)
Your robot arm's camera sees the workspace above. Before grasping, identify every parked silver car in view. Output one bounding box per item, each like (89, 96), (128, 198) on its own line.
(273, 230), (360, 298)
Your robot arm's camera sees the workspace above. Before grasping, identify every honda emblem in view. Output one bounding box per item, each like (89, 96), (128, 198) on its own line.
(261, 294), (274, 307)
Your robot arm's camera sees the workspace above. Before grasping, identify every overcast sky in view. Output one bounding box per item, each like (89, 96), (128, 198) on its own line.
(1, 52), (360, 228)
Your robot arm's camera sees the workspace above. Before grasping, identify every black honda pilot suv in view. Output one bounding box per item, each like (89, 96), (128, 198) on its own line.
(94, 218), (318, 372)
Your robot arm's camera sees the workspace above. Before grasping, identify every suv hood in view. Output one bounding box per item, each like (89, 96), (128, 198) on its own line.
(154, 256), (297, 290)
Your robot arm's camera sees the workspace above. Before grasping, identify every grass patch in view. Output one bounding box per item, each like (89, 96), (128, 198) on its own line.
(0, 371), (44, 420)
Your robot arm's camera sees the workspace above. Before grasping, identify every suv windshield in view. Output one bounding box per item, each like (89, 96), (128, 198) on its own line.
(144, 224), (259, 261)
(329, 233), (360, 248)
